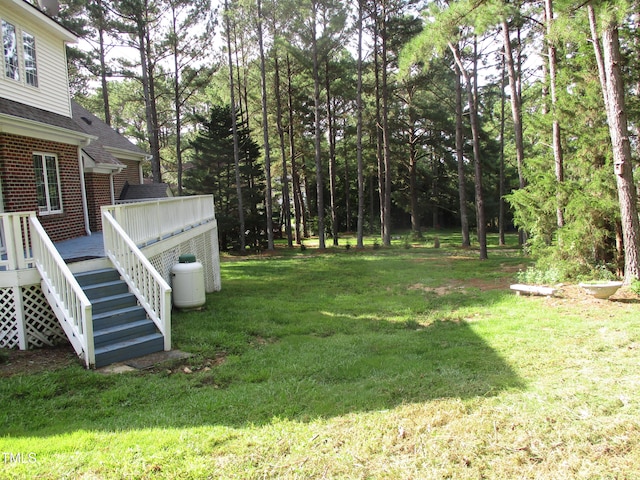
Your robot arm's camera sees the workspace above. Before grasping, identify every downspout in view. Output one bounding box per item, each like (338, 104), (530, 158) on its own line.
(78, 147), (91, 236)
(110, 173), (115, 204)
(0, 171), (5, 212)
(139, 157), (149, 184)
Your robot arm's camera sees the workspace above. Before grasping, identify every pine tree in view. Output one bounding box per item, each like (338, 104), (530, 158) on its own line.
(184, 106), (264, 251)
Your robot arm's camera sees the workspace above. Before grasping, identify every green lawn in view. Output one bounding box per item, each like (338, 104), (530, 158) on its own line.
(1, 233), (639, 478)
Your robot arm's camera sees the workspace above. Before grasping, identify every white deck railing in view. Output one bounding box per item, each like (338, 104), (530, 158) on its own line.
(29, 215), (95, 367)
(102, 210), (171, 351)
(103, 196), (216, 248)
(0, 212), (36, 271)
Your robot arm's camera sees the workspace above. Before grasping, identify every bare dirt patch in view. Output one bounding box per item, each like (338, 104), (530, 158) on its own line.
(0, 344), (78, 377)
(409, 275), (514, 295)
(409, 283), (464, 295)
(547, 284), (640, 314)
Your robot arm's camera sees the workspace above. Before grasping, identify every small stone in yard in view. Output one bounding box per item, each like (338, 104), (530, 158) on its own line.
(183, 367), (193, 374)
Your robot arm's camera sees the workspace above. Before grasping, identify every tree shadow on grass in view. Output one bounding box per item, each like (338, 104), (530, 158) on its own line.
(1, 312), (524, 436)
(1, 252), (527, 436)
(194, 315), (525, 426)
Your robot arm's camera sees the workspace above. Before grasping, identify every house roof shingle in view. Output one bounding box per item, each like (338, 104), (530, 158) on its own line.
(70, 101), (147, 159)
(0, 97), (85, 133)
(119, 182), (172, 201)
(0, 98), (148, 169)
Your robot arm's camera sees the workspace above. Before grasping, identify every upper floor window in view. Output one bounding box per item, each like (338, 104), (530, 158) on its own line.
(23, 32), (37, 87)
(33, 153), (62, 215)
(2, 20), (19, 81)
(2, 19), (38, 87)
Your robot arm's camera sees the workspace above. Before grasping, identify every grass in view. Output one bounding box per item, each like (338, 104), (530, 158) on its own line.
(1, 232), (640, 478)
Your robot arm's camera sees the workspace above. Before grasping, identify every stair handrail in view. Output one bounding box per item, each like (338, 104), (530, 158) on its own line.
(102, 210), (171, 350)
(29, 215), (95, 368)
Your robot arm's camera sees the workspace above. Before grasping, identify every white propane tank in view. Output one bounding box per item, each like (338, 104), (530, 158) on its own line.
(171, 254), (205, 309)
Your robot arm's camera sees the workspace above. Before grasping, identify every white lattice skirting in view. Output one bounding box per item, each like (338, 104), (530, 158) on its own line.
(0, 284), (66, 350)
(146, 229), (221, 293)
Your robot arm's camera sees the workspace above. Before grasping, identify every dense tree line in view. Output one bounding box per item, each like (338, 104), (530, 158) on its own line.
(45, 0), (640, 281)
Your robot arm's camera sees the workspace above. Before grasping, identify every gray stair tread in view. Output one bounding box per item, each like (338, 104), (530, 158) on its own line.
(75, 269), (120, 285)
(75, 268), (117, 276)
(95, 333), (164, 355)
(94, 318), (154, 336)
(92, 305), (145, 321)
(74, 268), (165, 368)
(92, 292), (135, 304)
(83, 281), (129, 299)
(84, 279), (126, 290)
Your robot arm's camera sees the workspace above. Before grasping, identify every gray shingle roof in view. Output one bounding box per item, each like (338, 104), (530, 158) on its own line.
(119, 182), (171, 201)
(71, 101), (146, 159)
(0, 97), (84, 133)
(0, 98), (147, 169)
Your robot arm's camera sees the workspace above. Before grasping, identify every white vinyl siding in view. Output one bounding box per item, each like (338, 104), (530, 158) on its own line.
(0, 7), (72, 117)
(33, 153), (63, 215)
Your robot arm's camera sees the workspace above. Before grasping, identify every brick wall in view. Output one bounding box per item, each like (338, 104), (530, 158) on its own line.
(0, 133), (86, 242)
(84, 172), (111, 232)
(113, 159), (142, 198)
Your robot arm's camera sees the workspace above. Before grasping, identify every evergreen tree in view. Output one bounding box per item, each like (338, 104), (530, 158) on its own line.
(184, 105), (264, 251)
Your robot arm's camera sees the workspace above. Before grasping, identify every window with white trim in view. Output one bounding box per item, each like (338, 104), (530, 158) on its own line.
(2, 20), (19, 81)
(22, 31), (37, 87)
(33, 153), (62, 215)
(2, 19), (38, 87)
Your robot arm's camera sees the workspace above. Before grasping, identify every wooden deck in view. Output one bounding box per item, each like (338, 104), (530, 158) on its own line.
(55, 233), (105, 262)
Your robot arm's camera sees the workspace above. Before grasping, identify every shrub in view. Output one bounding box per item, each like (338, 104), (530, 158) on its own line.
(515, 266), (563, 285)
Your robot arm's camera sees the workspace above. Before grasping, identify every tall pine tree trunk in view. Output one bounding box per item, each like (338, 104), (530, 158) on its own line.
(602, 24), (640, 282)
(225, 0), (245, 251)
(373, 7), (385, 243)
(274, 51), (293, 247)
(311, 0), (325, 249)
(96, 0), (111, 126)
(409, 134), (420, 235)
(455, 66), (470, 248)
(325, 61), (339, 246)
(588, 3), (640, 282)
(501, 19), (527, 241)
(406, 85), (420, 236)
(286, 54), (304, 244)
(356, 0), (365, 249)
(137, 17), (161, 183)
(343, 118), (351, 233)
(381, 0), (392, 246)
(257, 0), (274, 250)
(170, 5), (183, 195)
(498, 52), (506, 247)
(544, 0), (565, 229)
(450, 39), (487, 259)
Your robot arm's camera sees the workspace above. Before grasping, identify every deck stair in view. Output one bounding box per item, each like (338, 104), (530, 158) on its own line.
(74, 268), (164, 368)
